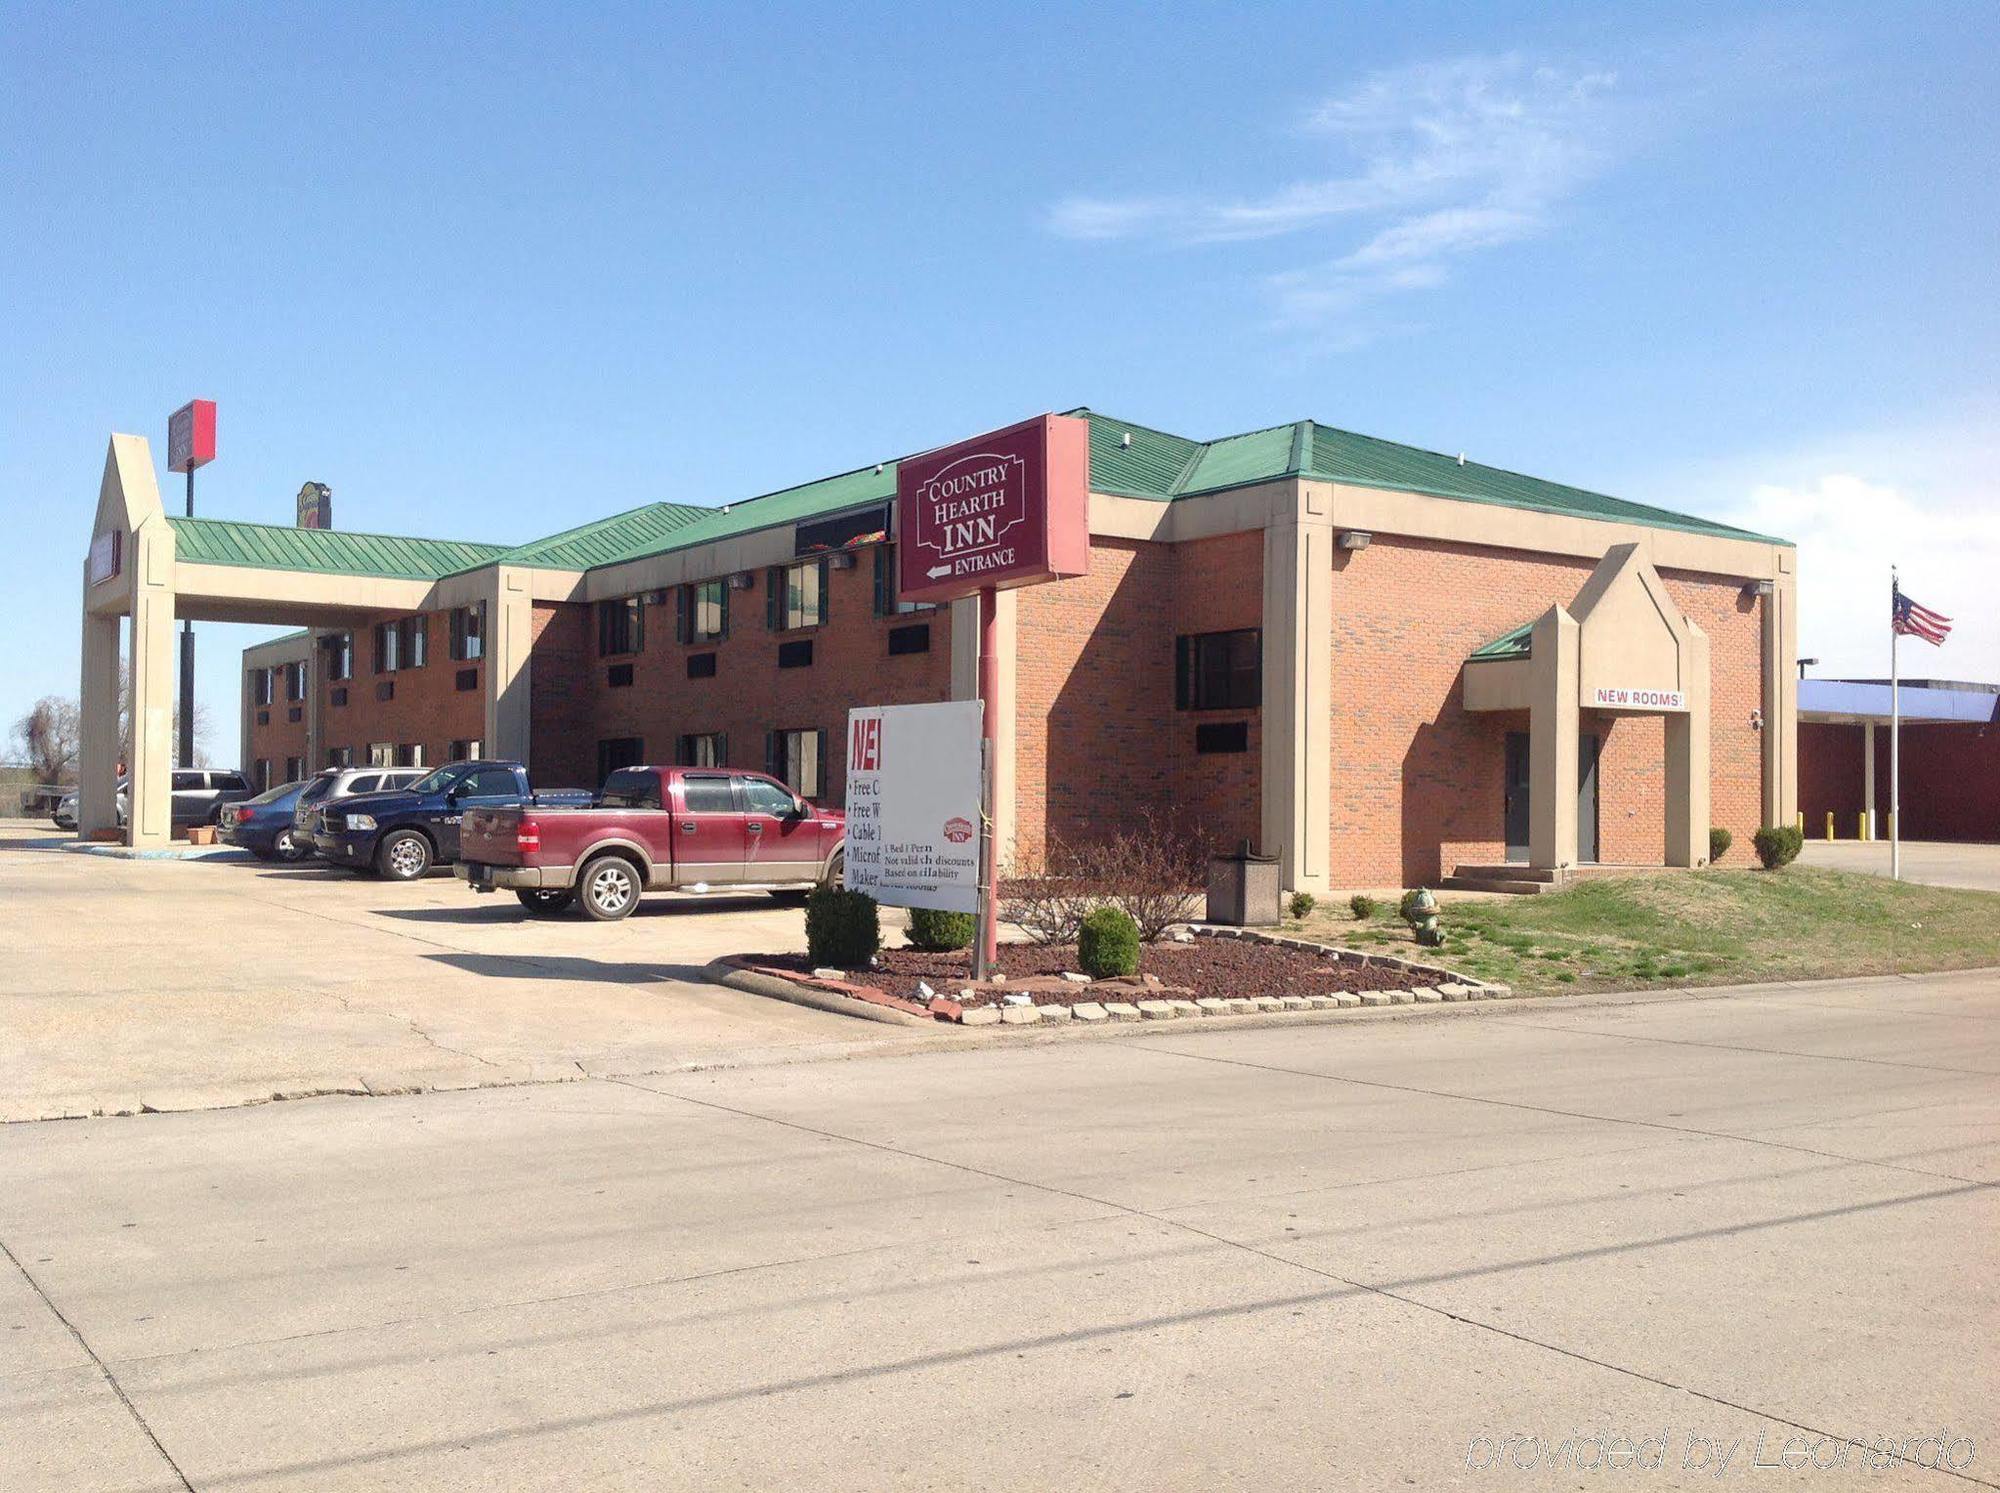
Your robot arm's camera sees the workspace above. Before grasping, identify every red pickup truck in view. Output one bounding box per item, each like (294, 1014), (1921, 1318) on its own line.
(455, 765), (845, 921)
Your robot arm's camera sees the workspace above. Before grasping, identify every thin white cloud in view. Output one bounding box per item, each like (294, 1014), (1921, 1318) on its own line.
(1048, 54), (1622, 328)
(1657, 408), (2000, 682)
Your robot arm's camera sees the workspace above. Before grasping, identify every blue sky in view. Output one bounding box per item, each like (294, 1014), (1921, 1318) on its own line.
(3, 1), (1995, 760)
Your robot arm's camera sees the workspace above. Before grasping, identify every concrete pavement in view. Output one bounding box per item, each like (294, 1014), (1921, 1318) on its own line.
(0, 822), (932, 1121)
(1803, 837), (2000, 893)
(3, 966), (1994, 1490)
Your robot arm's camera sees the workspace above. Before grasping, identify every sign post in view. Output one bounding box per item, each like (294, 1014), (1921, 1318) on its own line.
(167, 399), (217, 769)
(895, 414), (1091, 976)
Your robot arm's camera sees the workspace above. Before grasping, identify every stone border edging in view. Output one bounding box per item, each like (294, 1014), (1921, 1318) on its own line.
(706, 958), (937, 1028)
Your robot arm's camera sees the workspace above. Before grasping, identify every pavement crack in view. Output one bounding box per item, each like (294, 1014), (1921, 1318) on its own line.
(1, 1236), (197, 1492)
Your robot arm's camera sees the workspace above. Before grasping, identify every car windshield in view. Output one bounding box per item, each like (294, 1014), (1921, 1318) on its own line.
(406, 766), (464, 796)
(244, 782), (301, 806)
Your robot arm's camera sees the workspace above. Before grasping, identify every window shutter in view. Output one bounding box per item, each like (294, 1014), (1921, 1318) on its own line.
(873, 546), (889, 617)
(716, 732), (728, 769)
(815, 728), (828, 802)
(764, 730), (779, 781)
(766, 569), (781, 630)
(675, 586), (690, 646)
(718, 583), (730, 641)
(1175, 636), (1192, 710)
(634, 598), (645, 652)
(818, 557), (831, 625)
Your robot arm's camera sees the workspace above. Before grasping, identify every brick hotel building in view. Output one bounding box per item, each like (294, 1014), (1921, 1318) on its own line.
(165, 408), (1795, 892)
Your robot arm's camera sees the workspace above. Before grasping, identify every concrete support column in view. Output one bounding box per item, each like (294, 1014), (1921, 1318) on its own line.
(1528, 605), (1580, 871)
(78, 595), (122, 837)
(483, 567), (535, 765)
(1260, 486), (1333, 894)
(1664, 626), (1711, 866)
(125, 522), (179, 848)
(304, 632), (324, 772)
(1862, 723), (1876, 837)
(951, 590), (1016, 868)
(1760, 565), (1799, 829)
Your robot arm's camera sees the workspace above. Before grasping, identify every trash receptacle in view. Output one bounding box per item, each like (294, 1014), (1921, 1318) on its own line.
(1206, 839), (1281, 926)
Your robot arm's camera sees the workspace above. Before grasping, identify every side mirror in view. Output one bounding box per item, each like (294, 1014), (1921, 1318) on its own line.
(791, 796), (810, 818)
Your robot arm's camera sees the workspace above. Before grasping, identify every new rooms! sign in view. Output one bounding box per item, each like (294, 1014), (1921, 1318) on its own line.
(1591, 685), (1687, 711)
(896, 414), (1089, 605)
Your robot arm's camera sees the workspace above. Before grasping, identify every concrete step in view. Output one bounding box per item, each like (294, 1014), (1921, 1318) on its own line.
(1449, 864), (1560, 882)
(1440, 875), (1549, 896)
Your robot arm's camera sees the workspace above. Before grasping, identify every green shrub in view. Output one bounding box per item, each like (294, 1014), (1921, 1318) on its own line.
(1709, 827), (1733, 863)
(1751, 824), (1803, 870)
(805, 887), (880, 967)
(1077, 905), (1140, 978)
(1287, 891), (1316, 921)
(1349, 893), (1376, 920)
(907, 906), (976, 952)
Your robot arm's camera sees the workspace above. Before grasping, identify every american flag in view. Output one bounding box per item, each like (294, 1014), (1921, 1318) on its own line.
(1892, 584), (1952, 646)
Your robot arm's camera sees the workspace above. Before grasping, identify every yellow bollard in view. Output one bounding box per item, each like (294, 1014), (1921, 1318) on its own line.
(1825, 811), (1835, 841)
(1859, 812), (1871, 842)
(1795, 812), (1805, 834)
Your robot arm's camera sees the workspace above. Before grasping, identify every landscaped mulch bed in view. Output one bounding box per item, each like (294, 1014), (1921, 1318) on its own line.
(753, 938), (1429, 1009)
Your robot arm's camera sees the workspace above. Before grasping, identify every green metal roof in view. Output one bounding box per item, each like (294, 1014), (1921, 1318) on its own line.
(491, 502), (712, 571)
(185, 408), (1788, 586)
(1468, 620), (1535, 662)
(170, 516), (510, 580)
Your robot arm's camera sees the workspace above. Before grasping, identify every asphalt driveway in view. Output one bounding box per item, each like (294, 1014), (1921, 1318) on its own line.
(1802, 838), (2000, 893)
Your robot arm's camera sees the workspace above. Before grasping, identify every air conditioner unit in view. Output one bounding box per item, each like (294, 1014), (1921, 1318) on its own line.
(643, 589), (671, 605)
(828, 551), (858, 571)
(728, 572), (755, 591)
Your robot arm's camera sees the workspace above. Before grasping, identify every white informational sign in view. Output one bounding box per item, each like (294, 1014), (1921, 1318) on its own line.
(844, 700), (982, 913)
(1591, 685), (1687, 711)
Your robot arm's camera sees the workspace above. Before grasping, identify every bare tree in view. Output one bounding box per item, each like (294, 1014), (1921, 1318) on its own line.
(10, 698), (81, 784)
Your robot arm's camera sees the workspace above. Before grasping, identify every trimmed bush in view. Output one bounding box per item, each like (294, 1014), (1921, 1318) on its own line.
(1751, 824), (1804, 870)
(1287, 891), (1317, 921)
(1709, 827), (1733, 863)
(1077, 905), (1140, 979)
(1349, 893), (1376, 920)
(805, 886), (880, 967)
(907, 906), (976, 952)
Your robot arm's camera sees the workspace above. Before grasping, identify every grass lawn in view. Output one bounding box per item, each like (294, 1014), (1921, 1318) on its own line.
(1289, 867), (2000, 995)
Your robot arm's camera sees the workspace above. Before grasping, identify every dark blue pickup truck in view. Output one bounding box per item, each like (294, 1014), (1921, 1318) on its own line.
(308, 760), (590, 880)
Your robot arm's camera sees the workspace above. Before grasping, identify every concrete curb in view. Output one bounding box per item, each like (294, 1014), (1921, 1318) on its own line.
(705, 959), (938, 1029)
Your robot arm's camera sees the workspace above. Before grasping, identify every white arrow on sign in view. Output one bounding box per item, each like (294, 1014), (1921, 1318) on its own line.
(926, 564), (953, 579)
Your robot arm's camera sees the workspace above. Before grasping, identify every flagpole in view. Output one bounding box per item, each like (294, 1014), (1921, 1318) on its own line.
(1890, 566), (1901, 882)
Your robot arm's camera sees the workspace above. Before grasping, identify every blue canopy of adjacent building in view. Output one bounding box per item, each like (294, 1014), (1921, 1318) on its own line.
(1800, 679), (1999, 724)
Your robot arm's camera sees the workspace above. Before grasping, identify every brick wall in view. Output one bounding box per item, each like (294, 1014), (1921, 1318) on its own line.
(1329, 535), (1769, 886)
(1801, 718), (2000, 841)
(314, 612), (485, 768)
(244, 666), (308, 785)
(556, 549), (954, 800)
(1013, 532), (1264, 864)
(528, 601), (595, 788)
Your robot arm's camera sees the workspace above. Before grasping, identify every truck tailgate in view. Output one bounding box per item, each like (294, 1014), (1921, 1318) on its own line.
(459, 806), (527, 865)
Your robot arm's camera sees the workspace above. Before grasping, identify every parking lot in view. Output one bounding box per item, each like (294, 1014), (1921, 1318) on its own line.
(0, 823), (932, 1122)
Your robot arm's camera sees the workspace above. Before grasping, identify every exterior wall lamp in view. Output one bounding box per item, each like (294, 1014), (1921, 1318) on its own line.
(1337, 530), (1373, 551)
(1743, 579), (1774, 600)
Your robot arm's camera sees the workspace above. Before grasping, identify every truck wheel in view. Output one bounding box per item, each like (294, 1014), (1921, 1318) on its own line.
(577, 855), (641, 921)
(516, 888), (577, 917)
(377, 830), (433, 882)
(822, 852), (844, 890)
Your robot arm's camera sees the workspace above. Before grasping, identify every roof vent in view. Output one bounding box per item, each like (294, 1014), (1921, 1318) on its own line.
(1457, 452), (1467, 466)
(874, 462), (884, 475)
(1121, 432), (1132, 448)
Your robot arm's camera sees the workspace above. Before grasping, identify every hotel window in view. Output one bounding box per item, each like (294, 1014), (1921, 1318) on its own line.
(368, 742), (395, 767)
(252, 668), (274, 706)
(284, 661), (307, 702)
(677, 579), (728, 643)
(447, 739), (483, 763)
(254, 760), (271, 791)
(1175, 629), (1262, 712)
(597, 596), (644, 657)
(373, 617), (427, 672)
(766, 727), (825, 800)
(327, 746), (354, 768)
(676, 732), (726, 768)
(596, 736), (645, 785)
(396, 744), (426, 768)
(324, 631), (353, 682)
(450, 605), (485, 662)
(766, 559), (827, 631)
(872, 545), (935, 616)
(284, 756), (304, 782)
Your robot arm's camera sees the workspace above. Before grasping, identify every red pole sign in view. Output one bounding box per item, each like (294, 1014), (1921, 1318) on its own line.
(896, 413), (1089, 606)
(897, 414), (1091, 976)
(167, 400), (217, 474)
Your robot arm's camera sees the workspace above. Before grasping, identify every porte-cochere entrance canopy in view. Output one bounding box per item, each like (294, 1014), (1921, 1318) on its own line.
(1462, 544), (1713, 871)
(77, 434), (534, 847)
